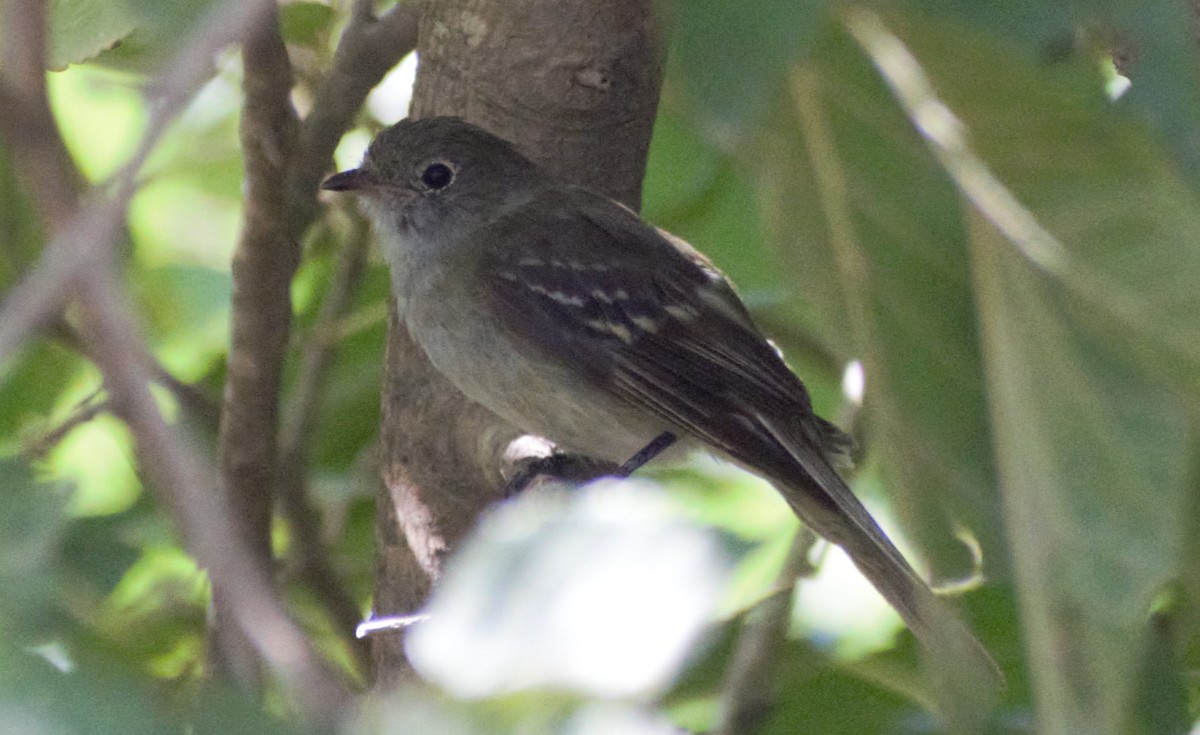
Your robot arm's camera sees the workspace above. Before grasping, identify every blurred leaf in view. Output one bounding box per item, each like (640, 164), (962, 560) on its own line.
(306, 266), (389, 471)
(98, 546), (208, 669)
(1110, 2), (1200, 189)
(642, 110), (726, 220)
(753, 20), (1001, 576)
(135, 263), (231, 380)
(279, 2), (335, 49)
(762, 649), (917, 735)
(192, 682), (311, 735)
(0, 459), (68, 633)
(1127, 613), (1189, 735)
(44, 0), (137, 70)
(856, 13), (1200, 734)
(46, 67), (145, 182)
(49, 414), (141, 516)
(0, 140), (45, 287)
(59, 515), (141, 596)
(0, 340), (85, 450)
(92, 0), (221, 71)
(666, 0), (830, 143)
(0, 648), (169, 735)
(406, 479), (733, 700)
(901, 0), (1200, 192)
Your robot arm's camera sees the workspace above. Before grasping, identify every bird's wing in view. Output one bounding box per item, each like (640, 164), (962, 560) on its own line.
(481, 187), (844, 474)
(481, 190), (999, 666)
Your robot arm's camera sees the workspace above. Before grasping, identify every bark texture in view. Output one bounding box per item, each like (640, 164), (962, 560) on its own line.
(371, 0), (665, 685)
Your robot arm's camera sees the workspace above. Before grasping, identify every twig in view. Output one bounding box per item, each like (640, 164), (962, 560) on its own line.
(277, 216), (372, 668)
(21, 389), (108, 461)
(714, 526), (820, 735)
(0, 0), (353, 724)
(48, 318), (223, 432)
(290, 0), (424, 219)
(0, 0), (284, 366)
(77, 270), (349, 724)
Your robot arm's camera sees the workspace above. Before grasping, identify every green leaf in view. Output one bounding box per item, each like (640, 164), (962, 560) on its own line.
(752, 22), (1002, 576)
(860, 13), (1200, 734)
(89, 0), (221, 71)
(1108, 2), (1200, 191)
(60, 516), (142, 597)
(666, 0), (831, 143)
(45, 0), (137, 70)
(0, 340), (86, 450)
(279, 2), (335, 49)
(0, 459), (68, 633)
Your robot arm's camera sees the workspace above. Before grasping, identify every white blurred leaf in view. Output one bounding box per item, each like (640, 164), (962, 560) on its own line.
(406, 479), (733, 699)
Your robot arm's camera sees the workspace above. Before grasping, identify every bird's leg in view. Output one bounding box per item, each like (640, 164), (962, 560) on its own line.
(502, 452), (620, 497)
(616, 431), (676, 477)
(501, 431), (677, 496)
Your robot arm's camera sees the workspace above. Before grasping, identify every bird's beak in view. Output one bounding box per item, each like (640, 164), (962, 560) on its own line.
(321, 168), (377, 192)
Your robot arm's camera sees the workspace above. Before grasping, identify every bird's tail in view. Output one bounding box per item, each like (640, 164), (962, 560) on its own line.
(757, 415), (1005, 708)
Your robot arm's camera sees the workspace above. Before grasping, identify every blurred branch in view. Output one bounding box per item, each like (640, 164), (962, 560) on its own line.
(219, 4), (300, 565)
(49, 317), (223, 428)
(0, 0), (290, 365)
(0, 0), (85, 361)
(0, 0), (353, 725)
(217, 0), (420, 679)
(292, 0), (423, 207)
(78, 271), (351, 724)
(278, 216), (372, 671)
(20, 360), (222, 461)
(21, 389), (108, 461)
(714, 526), (819, 735)
(0, 0), (83, 230)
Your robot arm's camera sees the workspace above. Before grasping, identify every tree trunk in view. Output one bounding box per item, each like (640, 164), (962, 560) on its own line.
(371, 0), (666, 686)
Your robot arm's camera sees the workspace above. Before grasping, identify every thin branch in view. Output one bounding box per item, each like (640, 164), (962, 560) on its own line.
(48, 318), (223, 431)
(291, 0), (423, 213)
(210, 7), (303, 692)
(0, 0), (353, 723)
(277, 216), (372, 669)
(217, 0), (421, 665)
(714, 526), (820, 735)
(77, 270), (350, 725)
(21, 389), (108, 461)
(0, 0), (284, 366)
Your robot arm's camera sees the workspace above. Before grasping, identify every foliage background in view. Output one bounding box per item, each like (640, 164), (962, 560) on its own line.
(1, 0), (1198, 733)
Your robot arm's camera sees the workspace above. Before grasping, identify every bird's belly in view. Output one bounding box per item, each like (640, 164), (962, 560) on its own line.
(404, 293), (670, 465)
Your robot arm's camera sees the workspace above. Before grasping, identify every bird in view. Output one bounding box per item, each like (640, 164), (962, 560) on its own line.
(322, 116), (998, 684)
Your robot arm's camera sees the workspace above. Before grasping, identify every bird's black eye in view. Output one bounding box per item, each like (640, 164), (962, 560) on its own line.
(420, 162), (454, 190)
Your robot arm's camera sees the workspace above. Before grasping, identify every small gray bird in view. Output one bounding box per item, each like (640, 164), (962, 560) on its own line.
(323, 116), (996, 678)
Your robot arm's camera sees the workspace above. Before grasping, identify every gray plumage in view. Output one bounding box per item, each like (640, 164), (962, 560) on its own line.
(322, 116), (999, 685)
